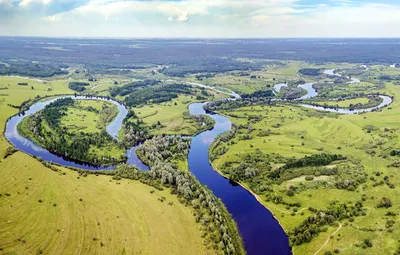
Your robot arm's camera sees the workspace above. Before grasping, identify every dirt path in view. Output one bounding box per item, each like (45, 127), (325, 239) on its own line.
(314, 223), (342, 255)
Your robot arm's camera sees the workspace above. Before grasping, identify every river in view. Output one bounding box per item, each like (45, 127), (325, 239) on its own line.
(323, 69), (360, 84)
(4, 78), (393, 254)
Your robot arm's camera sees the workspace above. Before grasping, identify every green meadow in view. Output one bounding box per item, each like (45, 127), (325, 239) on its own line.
(211, 75), (400, 255)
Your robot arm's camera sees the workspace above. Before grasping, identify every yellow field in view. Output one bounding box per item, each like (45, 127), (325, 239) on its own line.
(0, 154), (209, 255)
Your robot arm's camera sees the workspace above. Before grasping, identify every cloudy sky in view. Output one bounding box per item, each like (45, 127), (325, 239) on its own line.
(1, 0), (400, 38)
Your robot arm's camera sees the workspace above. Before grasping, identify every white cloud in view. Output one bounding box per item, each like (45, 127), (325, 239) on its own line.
(176, 12), (189, 22)
(20, 0), (51, 7)
(1, 0), (400, 38)
(42, 13), (61, 22)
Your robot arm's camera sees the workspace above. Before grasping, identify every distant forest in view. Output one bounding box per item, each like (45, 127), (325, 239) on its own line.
(0, 61), (67, 77)
(1, 37), (400, 77)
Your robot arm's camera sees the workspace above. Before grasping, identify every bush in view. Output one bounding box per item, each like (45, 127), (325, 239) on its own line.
(4, 146), (17, 159)
(377, 197), (392, 208)
(363, 239), (373, 248)
(68, 82), (90, 92)
(305, 175), (315, 181)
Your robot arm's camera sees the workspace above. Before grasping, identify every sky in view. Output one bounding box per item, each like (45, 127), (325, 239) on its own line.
(1, 0), (400, 38)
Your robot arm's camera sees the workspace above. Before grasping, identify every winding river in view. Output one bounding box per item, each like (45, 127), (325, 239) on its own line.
(4, 73), (393, 254)
(4, 95), (291, 254)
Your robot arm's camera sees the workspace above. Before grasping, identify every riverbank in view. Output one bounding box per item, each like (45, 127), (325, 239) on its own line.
(210, 159), (290, 236)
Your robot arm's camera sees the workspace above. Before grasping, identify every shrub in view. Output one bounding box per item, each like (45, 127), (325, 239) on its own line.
(4, 146), (17, 159)
(363, 239), (373, 248)
(377, 197), (392, 208)
(305, 175), (314, 181)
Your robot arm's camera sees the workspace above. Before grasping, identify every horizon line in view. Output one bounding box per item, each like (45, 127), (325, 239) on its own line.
(1, 35), (400, 40)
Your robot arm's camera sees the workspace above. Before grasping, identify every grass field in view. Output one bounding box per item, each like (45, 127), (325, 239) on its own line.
(134, 94), (219, 136)
(0, 76), (213, 255)
(135, 96), (197, 135)
(313, 97), (370, 108)
(212, 81), (400, 254)
(60, 100), (118, 133)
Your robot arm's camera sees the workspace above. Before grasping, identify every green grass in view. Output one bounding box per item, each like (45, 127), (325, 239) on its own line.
(60, 100), (117, 133)
(0, 76), (214, 255)
(212, 81), (400, 254)
(134, 95), (205, 135)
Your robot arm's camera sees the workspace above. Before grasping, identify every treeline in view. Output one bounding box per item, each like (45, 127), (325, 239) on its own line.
(42, 97), (74, 126)
(69, 82), (90, 92)
(123, 84), (192, 107)
(159, 58), (261, 77)
(306, 95), (384, 110)
(96, 103), (119, 130)
(390, 150), (400, 156)
(204, 98), (276, 112)
(242, 90), (275, 99)
(280, 154), (345, 170)
(110, 80), (194, 107)
(133, 136), (245, 254)
(110, 80), (161, 97)
(378, 75), (400, 81)
(0, 61), (67, 77)
(298, 68), (324, 76)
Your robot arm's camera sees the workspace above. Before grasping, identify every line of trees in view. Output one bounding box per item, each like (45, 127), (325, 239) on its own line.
(131, 136), (245, 255)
